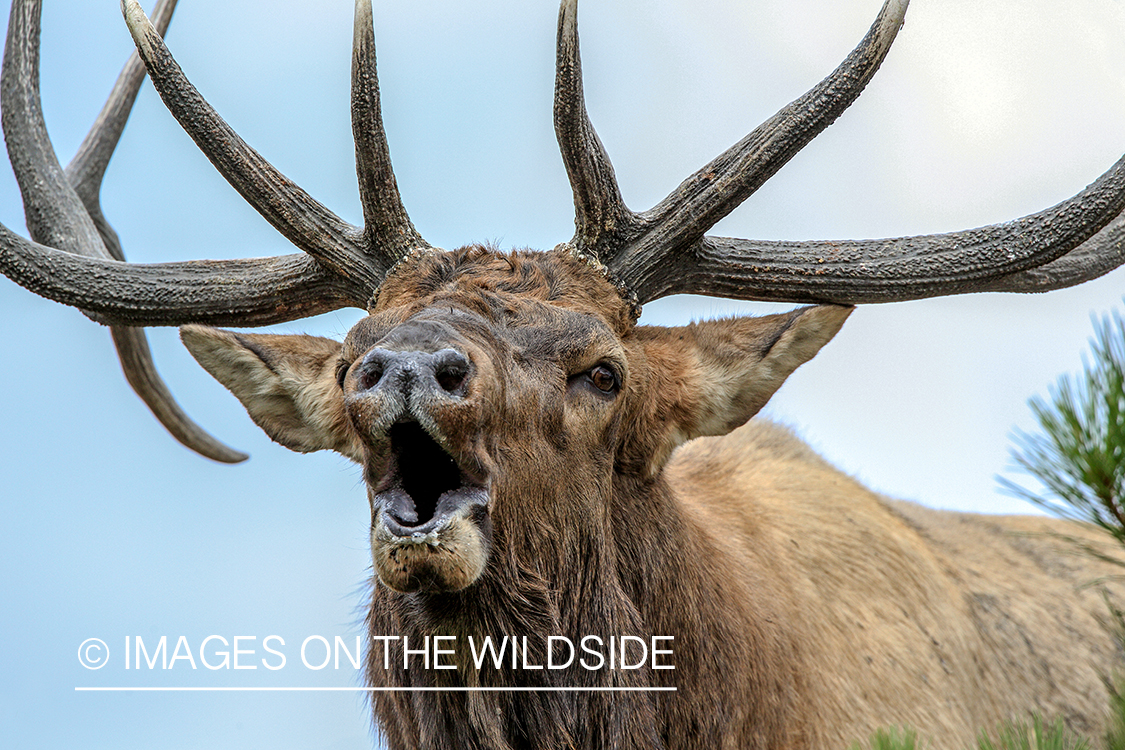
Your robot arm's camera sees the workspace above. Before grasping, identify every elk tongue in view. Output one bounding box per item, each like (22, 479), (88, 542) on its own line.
(382, 487), (419, 526)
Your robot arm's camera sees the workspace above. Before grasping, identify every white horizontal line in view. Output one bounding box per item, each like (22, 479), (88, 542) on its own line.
(75, 686), (677, 692)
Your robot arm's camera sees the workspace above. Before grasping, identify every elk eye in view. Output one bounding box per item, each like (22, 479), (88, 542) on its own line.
(588, 364), (619, 393)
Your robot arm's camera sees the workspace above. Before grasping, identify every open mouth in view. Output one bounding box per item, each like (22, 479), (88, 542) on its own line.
(373, 421), (488, 537)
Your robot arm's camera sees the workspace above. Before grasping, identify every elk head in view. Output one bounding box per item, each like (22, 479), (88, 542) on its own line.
(2, 0), (1124, 608)
(178, 245), (849, 594)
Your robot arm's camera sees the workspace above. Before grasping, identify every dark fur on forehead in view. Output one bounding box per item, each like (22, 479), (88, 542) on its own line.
(373, 245), (637, 334)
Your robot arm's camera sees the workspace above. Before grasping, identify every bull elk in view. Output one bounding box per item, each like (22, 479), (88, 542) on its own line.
(3, 0), (1125, 747)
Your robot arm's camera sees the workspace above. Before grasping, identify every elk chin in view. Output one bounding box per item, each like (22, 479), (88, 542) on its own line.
(369, 422), (491, 593)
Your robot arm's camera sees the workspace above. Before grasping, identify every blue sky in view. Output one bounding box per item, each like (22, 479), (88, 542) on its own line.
(1, 0), (1124, 747)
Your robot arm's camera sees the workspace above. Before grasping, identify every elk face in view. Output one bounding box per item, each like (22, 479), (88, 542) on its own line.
(180, 246), (851, 596)
(340, 248), (640, 593)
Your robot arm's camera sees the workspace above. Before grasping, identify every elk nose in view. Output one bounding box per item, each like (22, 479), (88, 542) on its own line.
(353, 348), (471, 396)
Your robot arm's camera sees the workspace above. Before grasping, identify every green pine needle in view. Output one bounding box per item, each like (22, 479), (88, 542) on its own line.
(1000, 306), (1125, 552)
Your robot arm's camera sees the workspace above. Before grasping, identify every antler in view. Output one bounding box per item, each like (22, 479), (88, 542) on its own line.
(4, 0), (1124, 462)
(1, 0), (250, 462)
(0, 0), (427, 459)
(555, 0), (1125, 304)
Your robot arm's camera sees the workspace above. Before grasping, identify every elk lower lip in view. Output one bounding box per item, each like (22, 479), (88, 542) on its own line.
(377, 485), (489, 538)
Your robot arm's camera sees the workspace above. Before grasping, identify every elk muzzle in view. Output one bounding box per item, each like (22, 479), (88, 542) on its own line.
(346, 343), (493, 593)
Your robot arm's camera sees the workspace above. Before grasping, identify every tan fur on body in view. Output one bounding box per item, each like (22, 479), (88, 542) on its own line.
(670, 420), (1124, 748)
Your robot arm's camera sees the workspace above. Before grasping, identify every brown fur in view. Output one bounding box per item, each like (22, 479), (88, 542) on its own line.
(183, 246), (1125, 750)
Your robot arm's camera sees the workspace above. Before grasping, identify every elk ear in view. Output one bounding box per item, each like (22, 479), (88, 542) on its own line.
(180, 325), (361, 461)
(634, 305), (851, 471)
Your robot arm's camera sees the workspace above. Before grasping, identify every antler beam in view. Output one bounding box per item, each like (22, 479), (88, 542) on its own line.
(630, 158), (1125, 303)
(0, 229), (357, 326)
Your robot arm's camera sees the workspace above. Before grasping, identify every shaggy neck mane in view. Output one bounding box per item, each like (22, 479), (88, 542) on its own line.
(365, 469), (803, 749)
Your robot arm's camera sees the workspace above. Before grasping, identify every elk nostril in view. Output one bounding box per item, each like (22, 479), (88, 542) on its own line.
(433, 350), (470, 393)
(435, 362), (467, 393)
(357, 361), (385, 392)
(356, 348), (467, 394)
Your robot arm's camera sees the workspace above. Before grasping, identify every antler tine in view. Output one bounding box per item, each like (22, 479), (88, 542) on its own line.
(67, 0), (176, 258)
(629, 0), (909, 262)
(119, 0), (385, 290)
(2, 0), (105, 259)
(352, 0), (431, 264)
(111, 328), (251, 463)
(631, 153), (1125, 304)
(554, 0), (640, 261)
(54, 0), (248, 464)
